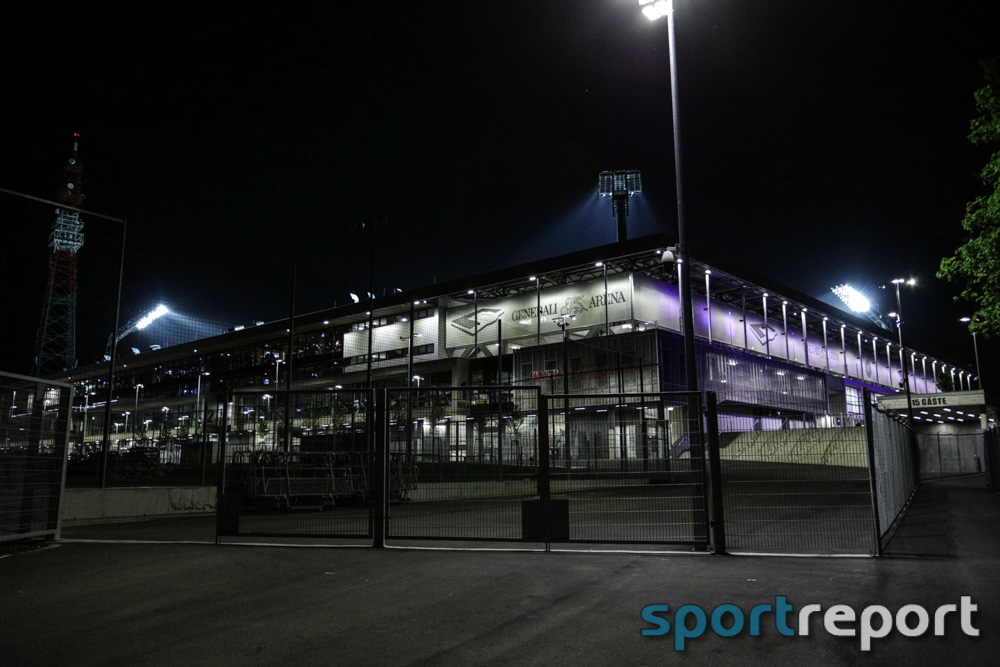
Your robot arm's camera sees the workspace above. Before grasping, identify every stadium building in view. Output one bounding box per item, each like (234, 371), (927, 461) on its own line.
(54, 234), (991, 467)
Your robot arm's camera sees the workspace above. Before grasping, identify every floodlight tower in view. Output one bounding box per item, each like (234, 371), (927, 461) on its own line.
(105, 304), (170, 358)
(830, 284), (892, 331)
(598, 170), (642, 243)
(32, 134), (86, 376)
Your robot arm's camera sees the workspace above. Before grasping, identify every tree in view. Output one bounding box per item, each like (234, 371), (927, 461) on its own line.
(939, 58), (1000, 337)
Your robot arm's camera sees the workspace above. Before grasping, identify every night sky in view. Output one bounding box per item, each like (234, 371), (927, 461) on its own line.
(2, 1), (998, 391)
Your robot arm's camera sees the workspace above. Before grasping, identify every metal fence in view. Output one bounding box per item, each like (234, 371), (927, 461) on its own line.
(538, 392), (709, 546)
(217, 388), (374, 539)
(868, 398), (918, 550)
(206, 385), (949, 556)
(214, 387), (713, 550)
(718, 415), (875, 555)
(384, 386), (543, 542)
(0, 371), (73, 543)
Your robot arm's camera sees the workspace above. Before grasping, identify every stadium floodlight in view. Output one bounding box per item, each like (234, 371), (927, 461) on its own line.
(598, 169), (642, 197)
(638, 0), (670, 21)
(136, 304), (169, 330)
(106, 303), (171, 358)
(599, 169), (642, 243)
(831, 284), (871, 313)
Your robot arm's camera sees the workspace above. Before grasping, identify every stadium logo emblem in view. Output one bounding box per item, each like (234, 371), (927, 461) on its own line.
(749, 323), (777, 346)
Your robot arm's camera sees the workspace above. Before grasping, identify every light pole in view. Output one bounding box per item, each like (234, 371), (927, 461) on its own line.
(638, 0), (698, 393)
(401, 334), (422, 459)
(554, 314), (575, 467)
(161, 406), (169, 440)
(891, 278), (916, 427)
(132, 383), (143, 440)
(196, 371), (210, 441)
(959, 317), (983, 389)
(122, 411), (129, 448)
(401, 334), (422, 389)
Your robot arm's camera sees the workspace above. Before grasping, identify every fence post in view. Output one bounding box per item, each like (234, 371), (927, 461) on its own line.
(214, 392), (231, 545)
(862, 389), (883, 556)
(704, 392), (726, 555)
(537, 391), (550, 502)
(690, 391), (708, 544)
(373, 388), (389, 548)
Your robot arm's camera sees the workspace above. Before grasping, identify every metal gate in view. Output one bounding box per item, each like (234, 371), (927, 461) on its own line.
(718, 410), (877, 555)
(216, 388), (374, 540)
(383, 389), (712, 549)
(215, 387), (712, 550)
(0, 371), (73, 544)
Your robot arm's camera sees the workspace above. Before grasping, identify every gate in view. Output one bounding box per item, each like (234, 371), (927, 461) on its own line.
(0, 371), (73, 544)
(719, 412), (877, 555)
(215, 387), (712, 550)
(216, 388), (374, 540)
(383, 389), (712, 549)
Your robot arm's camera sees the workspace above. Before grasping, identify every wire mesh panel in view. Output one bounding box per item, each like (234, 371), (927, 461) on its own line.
(218, 389), (373, 539)
(544, 392), (707, 545)
(0, 372), (72, 543)
(871, 409), (917, 541)
(385, 387), (542, 541)
(719, 416), (875, 554)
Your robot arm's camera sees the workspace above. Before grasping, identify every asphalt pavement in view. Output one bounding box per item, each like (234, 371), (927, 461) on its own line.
(2, 474), (998, 666)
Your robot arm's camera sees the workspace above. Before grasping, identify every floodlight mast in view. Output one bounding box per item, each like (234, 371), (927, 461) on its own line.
(598, 170), (642, 243)
(831, 284), (891, 331)
(105, 304), (169, 357)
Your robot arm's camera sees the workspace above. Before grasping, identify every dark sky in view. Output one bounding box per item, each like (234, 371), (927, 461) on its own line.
(2, 1), (998, 390)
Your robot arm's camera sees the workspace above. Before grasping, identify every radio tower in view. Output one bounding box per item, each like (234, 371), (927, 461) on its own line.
(32, 134), (86, 376)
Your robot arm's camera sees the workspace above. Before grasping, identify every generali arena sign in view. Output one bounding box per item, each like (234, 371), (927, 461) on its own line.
(445, 274), (633, 345)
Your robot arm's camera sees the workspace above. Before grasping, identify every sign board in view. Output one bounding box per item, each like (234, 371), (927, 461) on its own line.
(877, 390), (986, 412)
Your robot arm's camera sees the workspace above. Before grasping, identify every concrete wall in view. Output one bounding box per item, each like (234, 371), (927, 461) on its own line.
(62, 486), (216, 522)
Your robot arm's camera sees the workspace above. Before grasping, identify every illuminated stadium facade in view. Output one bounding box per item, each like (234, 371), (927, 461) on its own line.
(53, 235), (989, 465)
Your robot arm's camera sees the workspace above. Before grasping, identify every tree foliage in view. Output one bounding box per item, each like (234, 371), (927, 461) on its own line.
(938, 58), (1000, 337)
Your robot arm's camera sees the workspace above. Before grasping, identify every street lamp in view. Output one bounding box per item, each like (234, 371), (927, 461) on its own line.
(553, 314), (575, 468)
(637, 0), (697, 393)
(401, 334), (422, 389)
(959, 317), (983, 389)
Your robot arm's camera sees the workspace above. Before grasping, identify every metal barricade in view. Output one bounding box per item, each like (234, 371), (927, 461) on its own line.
(0, 371), (73, 543)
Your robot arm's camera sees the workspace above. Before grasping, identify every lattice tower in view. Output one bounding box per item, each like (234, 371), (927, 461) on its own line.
(32, 134), (85, 376)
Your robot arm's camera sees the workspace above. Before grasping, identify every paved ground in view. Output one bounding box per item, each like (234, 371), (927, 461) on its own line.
(2, 475), (998, 665)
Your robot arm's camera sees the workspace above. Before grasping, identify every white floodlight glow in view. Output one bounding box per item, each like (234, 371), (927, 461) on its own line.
(136, 304), (169, 330)
(831, 284), (871, 313)
(639, 0), (669, 21)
